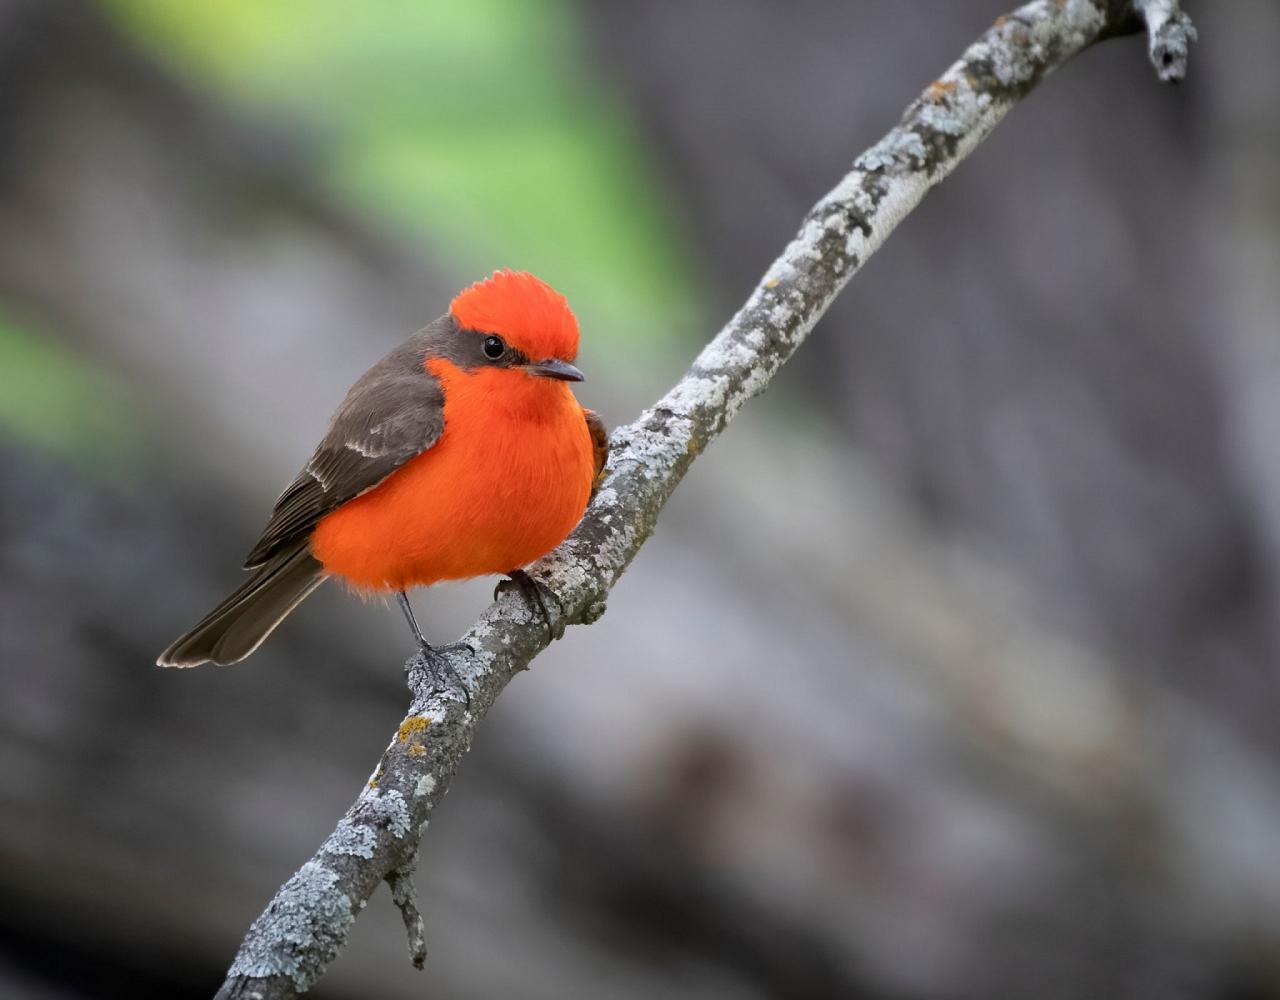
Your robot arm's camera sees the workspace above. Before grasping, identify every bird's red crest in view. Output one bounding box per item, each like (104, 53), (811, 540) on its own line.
(450, 270), (579, 361)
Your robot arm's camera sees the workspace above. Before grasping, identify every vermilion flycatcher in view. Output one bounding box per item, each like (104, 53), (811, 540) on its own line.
(158, 270), (607, 671)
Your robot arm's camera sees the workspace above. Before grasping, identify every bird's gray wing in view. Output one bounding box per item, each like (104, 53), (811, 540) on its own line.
(244, 335), (446, 568)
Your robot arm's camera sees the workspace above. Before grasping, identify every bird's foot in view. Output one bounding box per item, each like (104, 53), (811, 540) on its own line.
(405, 641), (474, 709)
(495, 569), (565, 641)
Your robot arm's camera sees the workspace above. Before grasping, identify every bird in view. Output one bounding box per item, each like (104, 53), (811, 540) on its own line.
(158, 270), (609, 680)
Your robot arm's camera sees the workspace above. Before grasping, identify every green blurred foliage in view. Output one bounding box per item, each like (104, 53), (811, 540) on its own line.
(0, 319), (135, 470)
(107, 0), (707, 352)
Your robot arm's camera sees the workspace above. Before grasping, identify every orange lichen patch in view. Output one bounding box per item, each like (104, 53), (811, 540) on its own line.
(397, 716), (431, 755)
(926, 79), (958, 102)
(765, 278), (780, 289)
(397, 716), (431, 740)
(994, 14), (1008, 27)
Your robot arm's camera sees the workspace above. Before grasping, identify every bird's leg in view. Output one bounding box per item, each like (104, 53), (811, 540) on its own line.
(494, 569), (565, 641)
(395, 589), (427, 647)
(396, 590), (471, 708)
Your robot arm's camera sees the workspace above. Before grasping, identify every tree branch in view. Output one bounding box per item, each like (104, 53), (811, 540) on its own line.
(1134, 0), (1198, 81)
(215, 2), (1196, 996)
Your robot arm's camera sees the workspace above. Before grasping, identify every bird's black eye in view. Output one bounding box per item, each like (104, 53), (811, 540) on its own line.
(482, 335), (506, 360)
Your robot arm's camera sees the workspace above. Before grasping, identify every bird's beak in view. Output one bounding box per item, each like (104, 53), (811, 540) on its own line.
(528, 358), (584, 382)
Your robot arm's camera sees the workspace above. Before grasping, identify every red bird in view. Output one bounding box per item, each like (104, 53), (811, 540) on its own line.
(158, 271), (608, 674)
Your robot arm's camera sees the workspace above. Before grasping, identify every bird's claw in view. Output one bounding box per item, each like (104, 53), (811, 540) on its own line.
(406, 641), (474, 709)
(495, 569), (565, 641)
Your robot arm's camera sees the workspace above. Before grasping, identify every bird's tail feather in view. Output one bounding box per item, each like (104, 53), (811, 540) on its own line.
(157, 541), (326, 667)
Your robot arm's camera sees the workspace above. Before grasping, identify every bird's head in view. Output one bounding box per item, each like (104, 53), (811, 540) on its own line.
(447, 270), (583, 384)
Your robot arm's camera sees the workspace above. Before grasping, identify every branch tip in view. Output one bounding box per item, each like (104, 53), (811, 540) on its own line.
(1134, 0), (1197, 82)
(387, 866), (428, 970)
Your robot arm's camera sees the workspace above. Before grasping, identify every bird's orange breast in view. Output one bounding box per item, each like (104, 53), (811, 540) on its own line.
(310, 359), (595, 592)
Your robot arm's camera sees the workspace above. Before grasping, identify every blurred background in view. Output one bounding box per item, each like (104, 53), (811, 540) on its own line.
(1, 1), (1278, 997)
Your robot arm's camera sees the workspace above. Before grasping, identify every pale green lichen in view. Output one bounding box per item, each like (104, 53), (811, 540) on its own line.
(918, 89), (991, 136)
(227, 861), (354, 991)
(326, 818), (377, 859)
(856, 129), (927, 171)
(368, 788), (412, 839)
